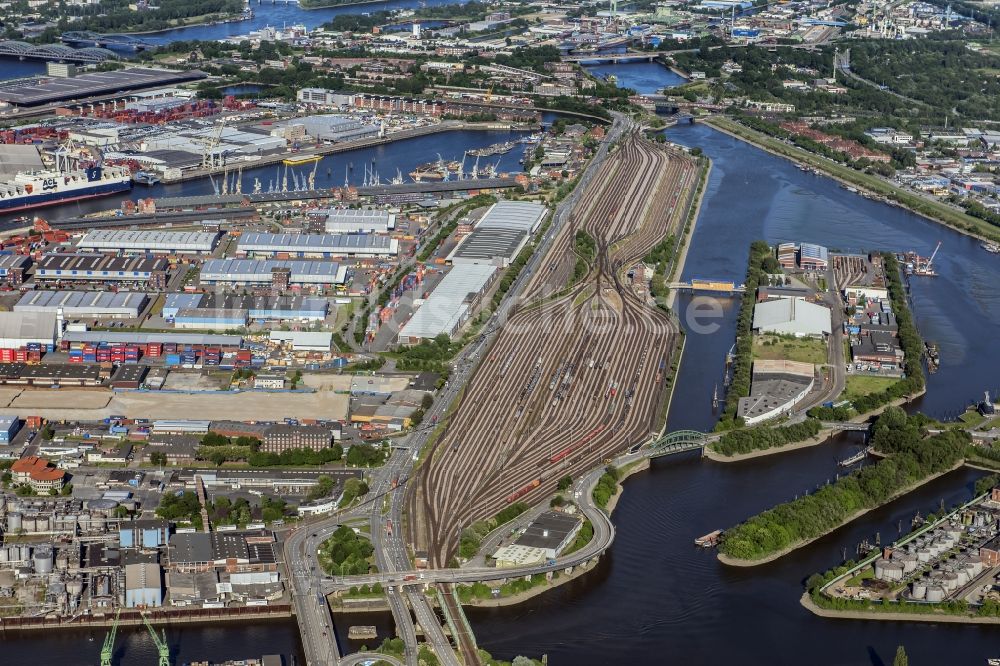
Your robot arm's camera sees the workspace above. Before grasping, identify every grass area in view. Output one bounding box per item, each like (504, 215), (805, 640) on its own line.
(844, 567), (875, 587)
(707, 116), (1000, 243)
(959, 410), (988, 427)
(843, 374), (899, 403)
(752, 334), (828, 365)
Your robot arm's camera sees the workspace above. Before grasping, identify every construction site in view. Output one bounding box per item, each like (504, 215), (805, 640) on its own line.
(407, 132), (701, 567)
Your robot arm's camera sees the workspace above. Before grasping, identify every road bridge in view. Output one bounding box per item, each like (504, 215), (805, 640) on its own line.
(668, 279), (746, 293)
(562, 52), (659, 64)
(61, 31), (155, 50)
(644, 430), (710, 458)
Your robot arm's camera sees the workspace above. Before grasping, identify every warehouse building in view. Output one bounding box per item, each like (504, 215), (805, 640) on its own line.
(0, 311), (59, 348)
(737, 360), (815, 425)
(199, 259), (347, 288)
(125, 562), (163, 608)
(78, 230), (221, 255)
(269, 331), (333, 352)
(61, 331), (242, 351)
(397, 264), (497, 344)
(276, 114), (378, 142)
(513, 510), (582, 559)
(35, 253), (168, 289)
(0, 363), (105, 387)
(236, 233), (398, 258)
(752, 298), (831, 338)
(0, 254), (29, 286)
(15, 291), (149, 319)
(322, 208), (395, 234)
(163, 294), (328, 323)
(0, 415), (20, 443)
(448, 201), (547, 267)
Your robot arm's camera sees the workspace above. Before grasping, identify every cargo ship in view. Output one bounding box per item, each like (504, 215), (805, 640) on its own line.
(0, 165), (131, 212)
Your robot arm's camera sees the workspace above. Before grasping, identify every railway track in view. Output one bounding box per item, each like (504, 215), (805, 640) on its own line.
(410, 133), (699, 567)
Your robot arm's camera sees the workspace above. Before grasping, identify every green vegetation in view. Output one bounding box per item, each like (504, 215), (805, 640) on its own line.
(563, 519), (594, 555)
(458, 502), (530, 560)
(752, 334), (828, 365)
(717, 240), (776, 429)
(456, 573), (551, 603)
(247, 444), (343, 467)
(644, 233), (676, 308)
(156, 491), (202, 528)
(569, 230), (596, 285)
(843, 374), (899, 403)
(394, 334), (458, 374)
(339, 477), (370, 508)
(710, 418), (823, 456)
(33, 0), (243, 37)
(719, 409), (970, 562)
(318, 525), (375, 576)
(306, 475), (337, 502)
(206, 496), (285, 527)
(592, 465), (621, 509)
(346, 442), (387, 467)
(893, 646), (908, 666)
(557, 475), (573, 491)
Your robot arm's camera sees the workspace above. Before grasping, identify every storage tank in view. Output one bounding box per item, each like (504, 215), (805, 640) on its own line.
(95, 575), (110, 597)
(955, 568), (970, 586)
(926, 585), (946, 602)
(35, 515), (49, 532)
(916, 548), (931, 562)
(56, 551), (70, 571)
(33, 546), (53, 574)
(6, 512), (21, 532)
(911, 581), (927, 600)
(967, 556), (984, 576)
(0, 548), (9, 564)
(21, 516), (36, 533)
(66, 577), (83, 597)
(941, 572), (959, 591)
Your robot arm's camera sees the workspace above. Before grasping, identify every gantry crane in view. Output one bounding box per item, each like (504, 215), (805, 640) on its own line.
(141, 612), (170, 666)
(99, 607), (122, 666)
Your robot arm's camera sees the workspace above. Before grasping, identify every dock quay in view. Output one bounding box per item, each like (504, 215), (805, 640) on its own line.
(0, 604), (293, 632)
(159, 120), (539, 185)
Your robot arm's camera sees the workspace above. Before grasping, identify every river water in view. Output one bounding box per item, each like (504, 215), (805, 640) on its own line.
(3, 58), (1000, 666)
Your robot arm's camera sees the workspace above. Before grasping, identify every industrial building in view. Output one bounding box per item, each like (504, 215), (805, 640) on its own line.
(0, 67), (206, 108)
(296, 89), (355, 107)
(77, 230), (221, 255)
(397, 264), (497, 344)
(512, 510), (582, 559)
(35, 253), (169, 289)
(236, 232), (398, 258)
(140, 124), (286, 164)
(737, 360), (816, 425)
(752, 298), (831, 337)
(799, 243), (829, 271)
(124, 562), (163, 608)
(162, 293), (328, 323)
(322, 208), (395, 234)
(0, 254), (30, 286)
(0, 311), (59, 348)
(260, 424), (334, 453)
(448, 201), (547, 267)
(15, 291), (149, 319)
(0, 415), (20, 443)
(120, 519), (170, 549)
(275, 114), (379, 143)
(61, 331), (243, 352)
(0, 363), (106, 387)
(199, 259), (348, 287)
(268, 330), (333, 352)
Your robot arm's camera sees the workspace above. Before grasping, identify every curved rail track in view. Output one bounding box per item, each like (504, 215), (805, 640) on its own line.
(410, 133), (699, 566)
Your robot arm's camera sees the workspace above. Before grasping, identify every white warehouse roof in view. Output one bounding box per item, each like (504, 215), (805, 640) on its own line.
(398, 264), (496, 342)
(14, 291), (149, 317)
(78, 230), (221, 253)
(323, 208), (395, 233)
(269, 331), (333, 351)
(478, 201), (547, 232)
(200, 259), (348, 285)
(753, 299), (831, 337)
(0, 311), (58, 347)
(238, 233), (398, 256)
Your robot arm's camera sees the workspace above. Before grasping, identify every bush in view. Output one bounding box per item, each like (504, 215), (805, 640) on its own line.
(711, 418), (823, 456)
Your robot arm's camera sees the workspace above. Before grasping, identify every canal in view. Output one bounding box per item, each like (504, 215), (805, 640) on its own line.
(4, 65), (1000, 666)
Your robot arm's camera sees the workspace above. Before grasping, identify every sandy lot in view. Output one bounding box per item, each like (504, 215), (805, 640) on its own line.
(0, 388), (22, 408)
(5, 389), (348, 422)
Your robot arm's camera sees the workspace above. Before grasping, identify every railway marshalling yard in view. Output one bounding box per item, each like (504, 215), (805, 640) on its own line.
(410, 133), (701, 567)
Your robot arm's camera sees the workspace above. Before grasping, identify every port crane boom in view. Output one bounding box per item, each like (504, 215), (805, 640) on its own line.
(926, 241), (942, 270)
(141, 612), (170, 666)
(99, 607), (121, 666)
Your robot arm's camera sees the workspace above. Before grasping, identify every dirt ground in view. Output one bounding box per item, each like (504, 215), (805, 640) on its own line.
(300, 373), (410, 392)
(5, 388), (348, 421)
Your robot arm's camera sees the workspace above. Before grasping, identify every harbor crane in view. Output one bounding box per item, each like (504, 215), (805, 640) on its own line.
(141, 612), (170, 666)
(99, 607), (122, 666)
(926, 241), (942, 272)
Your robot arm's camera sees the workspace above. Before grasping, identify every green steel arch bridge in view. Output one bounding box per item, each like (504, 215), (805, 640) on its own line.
(638, 430), (710, 458)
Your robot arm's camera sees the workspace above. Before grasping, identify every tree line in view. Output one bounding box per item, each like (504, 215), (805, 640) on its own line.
(711, 418), (823, 456)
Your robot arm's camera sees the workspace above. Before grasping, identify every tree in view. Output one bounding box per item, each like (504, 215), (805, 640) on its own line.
(557, 475), (572, 491)
(149, 451), (168, 466)
(893, 646), (908, 666)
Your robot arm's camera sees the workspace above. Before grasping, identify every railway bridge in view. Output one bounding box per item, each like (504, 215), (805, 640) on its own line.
(0, 41), (118, 63)
(644, 430), (711, 458)
(668, 278), (746, 293)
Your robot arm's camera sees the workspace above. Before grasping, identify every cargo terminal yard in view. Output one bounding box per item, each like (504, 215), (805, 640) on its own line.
(409, 132), (701, 567)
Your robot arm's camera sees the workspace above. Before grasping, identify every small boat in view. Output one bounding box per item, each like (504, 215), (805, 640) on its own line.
(981, 242), (1000, 254)
(132, 171), (160, 186)
(695, 530), (722, 547)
